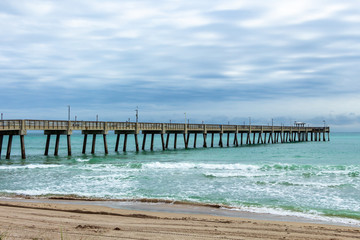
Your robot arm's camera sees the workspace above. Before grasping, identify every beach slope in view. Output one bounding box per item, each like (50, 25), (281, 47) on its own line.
(0, 200), (359, 240)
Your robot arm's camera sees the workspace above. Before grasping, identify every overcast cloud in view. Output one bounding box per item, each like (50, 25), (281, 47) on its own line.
(1, 0), (360, 131)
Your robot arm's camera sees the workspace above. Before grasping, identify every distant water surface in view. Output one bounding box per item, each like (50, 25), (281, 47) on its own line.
(0, 132), (359, 226)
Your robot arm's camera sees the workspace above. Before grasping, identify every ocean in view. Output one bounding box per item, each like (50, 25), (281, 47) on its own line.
(0, 132), (359, 226)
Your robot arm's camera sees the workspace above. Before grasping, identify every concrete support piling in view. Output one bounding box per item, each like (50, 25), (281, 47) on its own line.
(142, 134), (147, 151)
(0, 135), (3, 159)
(219, 133), (223, 147)
(161, 134), (165, 150)
(54, 134), (60, 156)
(123, 134), (128, 152)
(166, 134), (170, 149)
(103, 134), (109, 154)
(150, 134), (155, 151)
(194, 133), (197, 148)
(183, 133), (188, 149)
(115, 134), (120, 152)
(91, 134), (96, 154)
(6, 135), (13, 159)
(82, 134), (87, 154)
(174, 133), (177, 149)
(211, 133), (214, 147)
(67, 135), (71, 156)
(134, 134), (139, 152)
(45, 135), (51, 156)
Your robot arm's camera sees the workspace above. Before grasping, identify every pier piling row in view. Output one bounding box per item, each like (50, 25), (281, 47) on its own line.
(0, 120), (330, 159)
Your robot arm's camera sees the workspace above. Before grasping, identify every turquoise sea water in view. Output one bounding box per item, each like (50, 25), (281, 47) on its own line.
(0, 132), (359, 225)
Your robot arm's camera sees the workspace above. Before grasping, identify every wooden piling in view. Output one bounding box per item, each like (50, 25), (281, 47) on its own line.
(45, 134), (51, 156)
(91, 134), (96, 154)
(234, 133), (239, 146)
(240, 132), (243, 145)
(103, 134), (109, 154)
(67, 135), (71, 156)
(115, 134), (120, 151)
(6, 135), (13, 159)
(253, 132), (256, 145)
(54, 134), (60, 156)
(82, 134), (87, 154)
(123, 134), (128, 151)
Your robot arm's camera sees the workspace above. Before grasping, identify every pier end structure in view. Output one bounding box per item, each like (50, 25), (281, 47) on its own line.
(0, 119), (330, 159)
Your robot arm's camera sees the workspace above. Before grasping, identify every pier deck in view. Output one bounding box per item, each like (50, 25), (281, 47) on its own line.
(0, 119), (330, 159)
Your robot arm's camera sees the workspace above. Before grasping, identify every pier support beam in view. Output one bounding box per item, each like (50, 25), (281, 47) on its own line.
(174, 133), (177, 149)
(91, 134), (96, 154)
(6, 135), (13, 159)
(203, 133), (207, 148)
(54, 134), (60, 156)
(142, 134), (147, 150)
(115, 134), (120, 152)
(82, 134), (87, 154)
(20, 135), (26, 159)
(166, 134), (170, 149)
(194, 133), (197, 148)
(45, 135), (51, 156)
(211, 133), (214, 147)
(183, 133), (188, 149)
(123, 134), (128, 151)
(151, 134), (155, 151)
(67, 135), (71, 156)
(134, 134), (139, 152)
(161, 134), (165, 150)
(0, 135), (2, 159)
(103, 134), (109, 154)
(219, 133), (223, 147)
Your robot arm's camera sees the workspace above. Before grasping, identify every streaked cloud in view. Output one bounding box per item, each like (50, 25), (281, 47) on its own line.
(0, 0), (359, 131)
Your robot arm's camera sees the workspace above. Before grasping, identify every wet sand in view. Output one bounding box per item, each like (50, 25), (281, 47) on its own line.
(0, 200), (359, 239)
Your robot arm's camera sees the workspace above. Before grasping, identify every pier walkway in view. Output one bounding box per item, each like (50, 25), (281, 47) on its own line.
(0, 119), (330, 159)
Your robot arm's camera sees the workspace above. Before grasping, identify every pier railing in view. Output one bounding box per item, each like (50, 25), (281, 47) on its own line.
(0, 119), (330, 133)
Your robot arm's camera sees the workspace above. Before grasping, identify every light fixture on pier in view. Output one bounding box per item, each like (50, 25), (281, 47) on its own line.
(135, 106), (139, 123)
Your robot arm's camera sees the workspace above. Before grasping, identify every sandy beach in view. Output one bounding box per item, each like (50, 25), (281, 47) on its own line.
(0, 200), (359, 240)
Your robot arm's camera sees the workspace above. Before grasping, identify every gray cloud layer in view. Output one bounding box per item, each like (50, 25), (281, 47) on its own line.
(1, 0), (360, 130)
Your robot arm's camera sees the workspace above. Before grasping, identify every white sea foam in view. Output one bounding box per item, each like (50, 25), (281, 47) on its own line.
(142, 162), (261, 171)
(0, 164), (61, 170)
(76, 158), (90, 162)
(227, 205), (360, 227)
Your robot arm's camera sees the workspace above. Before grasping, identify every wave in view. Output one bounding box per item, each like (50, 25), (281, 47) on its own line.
(0, 164), (61, 170)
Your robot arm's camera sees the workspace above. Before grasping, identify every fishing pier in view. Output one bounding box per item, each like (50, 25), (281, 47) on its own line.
(0, 120), (330, 159)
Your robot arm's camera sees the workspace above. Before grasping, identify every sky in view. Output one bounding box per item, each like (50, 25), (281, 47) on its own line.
(1, 0), (360, 131)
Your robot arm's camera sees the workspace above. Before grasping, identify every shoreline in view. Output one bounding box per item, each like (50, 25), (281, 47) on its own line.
(1, 195), (360, 228)
(0, 199), (359, 240)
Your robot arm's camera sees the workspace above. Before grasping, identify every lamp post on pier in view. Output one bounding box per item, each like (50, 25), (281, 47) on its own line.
(67, 105), (70, 121)
(135, 106), (139, 123)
